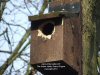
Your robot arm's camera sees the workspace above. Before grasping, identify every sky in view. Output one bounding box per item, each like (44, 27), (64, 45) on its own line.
(0, 0), (48, 75)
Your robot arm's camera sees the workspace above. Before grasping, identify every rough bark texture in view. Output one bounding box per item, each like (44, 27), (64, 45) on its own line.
(0, 0), (7, 20)
(95, 1), (100, 45)
(95, 1), (100, 74)
(82, 0), (98, 75)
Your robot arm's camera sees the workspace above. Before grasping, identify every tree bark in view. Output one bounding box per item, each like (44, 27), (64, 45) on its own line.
(82, 0), (98, 75)
(0, 1), (7, 20)
(95, 0), (100, 74)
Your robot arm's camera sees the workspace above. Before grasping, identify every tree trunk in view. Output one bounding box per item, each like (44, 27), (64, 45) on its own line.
(95, 0), (100, 74)
(82, 0), (98, 75)
(0, 1), (6, 20)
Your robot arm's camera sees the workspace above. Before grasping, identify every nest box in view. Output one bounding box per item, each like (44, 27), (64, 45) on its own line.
(29, 12), (82, 75)
(29, 0), (82, 75)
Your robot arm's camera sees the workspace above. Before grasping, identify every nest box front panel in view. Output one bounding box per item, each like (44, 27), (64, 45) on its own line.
(31, 18), (63, 64)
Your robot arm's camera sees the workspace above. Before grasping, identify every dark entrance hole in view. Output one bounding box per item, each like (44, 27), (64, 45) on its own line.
(41, 23), (54, 35)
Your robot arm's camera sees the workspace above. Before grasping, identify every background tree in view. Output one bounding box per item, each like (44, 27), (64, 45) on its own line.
(82, 0), (100, 75)
(0, 0), (47, 75)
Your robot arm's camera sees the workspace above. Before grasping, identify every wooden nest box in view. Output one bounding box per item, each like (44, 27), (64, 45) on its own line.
(29, 0), (82, 75)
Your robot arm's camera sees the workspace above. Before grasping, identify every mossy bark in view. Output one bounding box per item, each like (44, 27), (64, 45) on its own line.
(82, 0), (98, 75)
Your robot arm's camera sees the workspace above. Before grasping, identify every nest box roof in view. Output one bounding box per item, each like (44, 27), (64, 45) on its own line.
(29, 11), (79, 22)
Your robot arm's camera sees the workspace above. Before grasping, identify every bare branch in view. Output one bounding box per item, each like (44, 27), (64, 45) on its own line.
(0, 28), (30, 75)
(2, 19), (27, 31)
(24, 0), (33, 15)
(39, 0), (48, 14)
(25, 63), (31, 75)
(20, 57), (28, 64)
(0, 28), (7, 36)
(0, 50), (12, 54)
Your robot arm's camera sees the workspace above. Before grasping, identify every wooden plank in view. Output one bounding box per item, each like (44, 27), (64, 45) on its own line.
(29, 12), (78, 21)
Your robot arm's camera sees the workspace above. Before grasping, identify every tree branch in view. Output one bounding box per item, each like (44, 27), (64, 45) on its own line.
(0, 28), (30, 75)
(39, 0), (48, 14)
(0, 28), (7, 36)
(25, 63), (31, 75)
(0, 50), (12, 54)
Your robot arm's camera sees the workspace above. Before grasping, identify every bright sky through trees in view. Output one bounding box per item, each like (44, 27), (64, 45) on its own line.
(0, 0), (48, 75)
